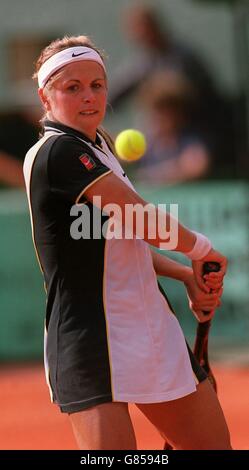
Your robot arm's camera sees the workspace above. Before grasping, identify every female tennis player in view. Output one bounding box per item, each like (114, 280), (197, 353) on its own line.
(23, 35), (231, 450)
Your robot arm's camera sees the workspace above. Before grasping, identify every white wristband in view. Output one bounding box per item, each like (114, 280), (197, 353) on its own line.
(185, 231), (212, 261)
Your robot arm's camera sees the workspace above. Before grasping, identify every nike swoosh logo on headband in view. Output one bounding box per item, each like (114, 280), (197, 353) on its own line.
(72, 52), (89, 57)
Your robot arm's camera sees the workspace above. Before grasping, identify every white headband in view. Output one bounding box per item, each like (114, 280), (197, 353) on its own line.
(38, 46), (106, 88)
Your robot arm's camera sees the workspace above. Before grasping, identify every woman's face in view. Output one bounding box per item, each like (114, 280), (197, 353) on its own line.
(42, 61), (107, 140)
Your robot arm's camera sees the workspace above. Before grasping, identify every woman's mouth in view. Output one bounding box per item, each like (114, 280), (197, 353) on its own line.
(79, 110), (97, 115)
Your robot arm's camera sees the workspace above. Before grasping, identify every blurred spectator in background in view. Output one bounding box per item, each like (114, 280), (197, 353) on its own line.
(109, 4), (214, 106)
(0, 104), (40, 188)
(109, 3), (235, 178)
(132, 70), (211, 185)
(0, 146), (24, 187)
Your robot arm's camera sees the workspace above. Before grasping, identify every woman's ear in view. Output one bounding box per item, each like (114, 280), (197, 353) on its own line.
(38, 88), (51, 111)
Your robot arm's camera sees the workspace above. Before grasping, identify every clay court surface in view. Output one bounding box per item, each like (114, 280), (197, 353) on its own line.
(0, 363), (248, 450)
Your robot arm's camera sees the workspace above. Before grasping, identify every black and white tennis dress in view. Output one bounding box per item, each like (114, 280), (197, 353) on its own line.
(23, 120), (206, 413)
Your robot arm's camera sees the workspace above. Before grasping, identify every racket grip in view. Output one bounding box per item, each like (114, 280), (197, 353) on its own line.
(202, 261), (220, 316)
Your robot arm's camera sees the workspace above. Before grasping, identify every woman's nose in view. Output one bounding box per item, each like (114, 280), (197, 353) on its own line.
(82, 89), (95, 103)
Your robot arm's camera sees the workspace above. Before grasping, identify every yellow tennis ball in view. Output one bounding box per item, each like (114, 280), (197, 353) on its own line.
(115, 129), (147, 161)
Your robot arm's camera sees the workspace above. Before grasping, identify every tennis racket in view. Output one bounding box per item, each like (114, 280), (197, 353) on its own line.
(163, 261), (220, 450)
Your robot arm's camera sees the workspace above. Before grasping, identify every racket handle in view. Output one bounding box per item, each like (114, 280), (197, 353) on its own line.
(194, 320), (217, 392)
(202, 261), (220, 315)
(194, 320), (211, 362)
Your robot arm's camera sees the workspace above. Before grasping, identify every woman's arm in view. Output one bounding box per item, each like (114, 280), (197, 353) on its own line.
(84, 172), (196, 252)
(84, 172), (227, 291)
(150, 249), (192, 282)
(151, 249), (222, 322)
(151, 249), (223, 292)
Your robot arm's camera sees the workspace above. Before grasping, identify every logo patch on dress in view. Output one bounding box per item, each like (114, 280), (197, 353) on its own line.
(79, 154), (96, 171)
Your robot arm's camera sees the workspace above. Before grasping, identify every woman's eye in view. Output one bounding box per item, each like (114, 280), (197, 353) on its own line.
(92, 83), (102, 89)
(67, 85), (79, 92)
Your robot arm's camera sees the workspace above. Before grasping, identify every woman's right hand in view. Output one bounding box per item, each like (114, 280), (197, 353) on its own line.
(192, 248), (228, 293)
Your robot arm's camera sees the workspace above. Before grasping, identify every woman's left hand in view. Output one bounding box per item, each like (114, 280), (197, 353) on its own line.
(184, 272), (222, 323)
